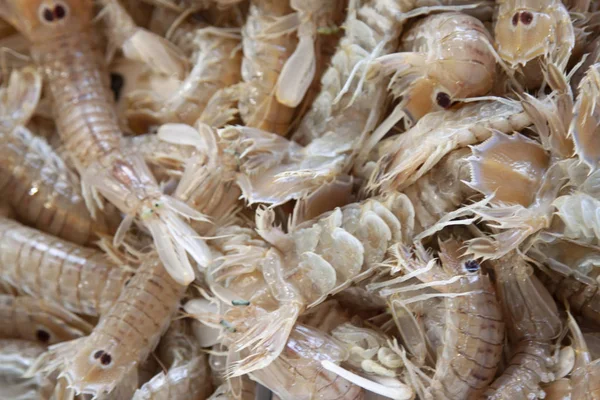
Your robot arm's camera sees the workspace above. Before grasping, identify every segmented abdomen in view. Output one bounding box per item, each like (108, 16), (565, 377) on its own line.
(485, 341), (554, 400)
(88, 258), (185, 367)
(0, 217), (131, 316)
(429, 276), (504, 399)
(403, 148), (473, 234)
(238, 0), (296, 135)
(0, 126), (118, 245)
(540, 270), (600, 326)
(32, 30), (121, 171)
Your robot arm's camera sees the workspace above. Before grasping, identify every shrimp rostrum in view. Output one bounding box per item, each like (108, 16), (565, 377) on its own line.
(0, 0), (212, 285)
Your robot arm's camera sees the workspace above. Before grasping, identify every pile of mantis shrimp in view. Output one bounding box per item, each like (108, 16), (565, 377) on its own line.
(2, 0), (600, 398)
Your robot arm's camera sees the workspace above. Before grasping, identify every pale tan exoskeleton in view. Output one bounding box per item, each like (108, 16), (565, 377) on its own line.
(237, 0), (298, 136)
(0, 0), (213, 285)
(362, 11), (497, 147)
(249, 324), (371, 400)
(0, 295), (93, 345)
(552, 312), (600, 399)
(570, 62), (600, 171)
(273, 0), (346, 110)
(292, 0), (410, 146)
(0, 216), (132, 316)
(0, 67), (120, 245)
(97, 0), (189, 79)
(485, 252), (562, 400)
(127, 25), (242, 127)
(29, 256), (186, 397)
(365, 98), (532, 193)
(187, 192), (414, 376)
(0, 339), (56, 400)
(374, 238), (504, 400)
(132, 320), (212, 400)
(494, 0), (575, 86)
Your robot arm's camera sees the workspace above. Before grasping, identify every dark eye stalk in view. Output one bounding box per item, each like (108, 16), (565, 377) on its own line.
(42, 4), (68, 23)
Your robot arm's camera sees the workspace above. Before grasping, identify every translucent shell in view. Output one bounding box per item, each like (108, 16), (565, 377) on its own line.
(468, 131), (549, 207)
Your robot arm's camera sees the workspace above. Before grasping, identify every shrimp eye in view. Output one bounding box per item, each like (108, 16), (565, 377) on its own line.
(435, 92), (452, 109)
(93, 350), (104, 359)
(520, 12), (533, 25)
(54, 4), (67, 19)
(36, 329), (50, 343)
(464, 260), (480, 273)
(92, 350), (112, 366)
(511, 12), (520, 26)
(100, 353), (112, 365)
(41, 6), (54, 22)
(39, 2), (69, 24)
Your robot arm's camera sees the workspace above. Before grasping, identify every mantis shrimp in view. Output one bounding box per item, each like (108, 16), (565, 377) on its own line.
(186, 191), (414, 376)
(29, 256), (185, 397)
(237, 0), (297, 135)
(362, 11), (497, 147)
(485, 252), (562, 399)
(372, 237), (504, 399)
(494, 0), (575, 75)
(0, 0), (212, 285)
(0, 216), (131, 316)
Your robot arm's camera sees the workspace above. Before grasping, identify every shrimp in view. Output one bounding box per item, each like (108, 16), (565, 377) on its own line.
(29, 256), (186, 397)
(292, 0), (409, 145)
(0, 216), (132, 316)
(191, 192), (414, 376)
(237, 0), (297, 135)
(132, 320), (212, 400)
(365, 11), (496, 144)
(1, 124), (122, 246)
(570, 62), (600, 171)
(97, 0), (189, 78)
(401, 148), (474, 235)
(0, 295), (92, 345)
(249, 324), (369, 400)
(366, 98), (532, 192)
(494, 0), (575, 72)
(0, 0), (213, 285)
(1, 67), (120, 244)
(375, 238), (504, 399)
(156, 123), (242, 235)
(0, 339), (55, 400)
(127, 25), (242, 127)
(484, 252), (562, 400)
